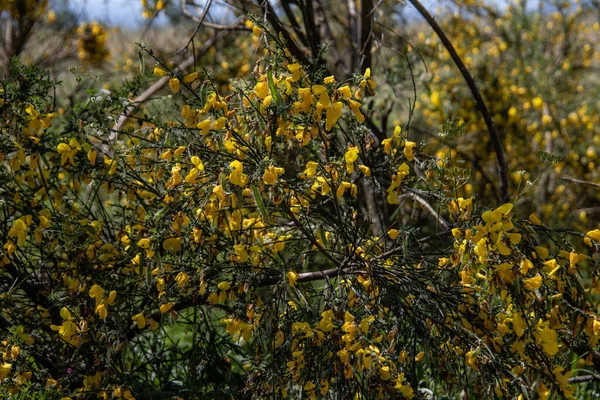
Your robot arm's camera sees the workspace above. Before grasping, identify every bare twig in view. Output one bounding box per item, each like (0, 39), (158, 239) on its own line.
(568, 374), (600, 384)
(177, 0), (214, 55)
(299, 0), (322, 61)
(181, 0), (246, 30)
(139, 9), (162, 41)
(314, 0), (347, 72)
(280, 0), (309, 46)
(259, 267), (362, 286)
(562, 176), (600, 189)
(263, 0), (312, 66)
(407, 0), (510, 205)
(400, 192), (450, 230)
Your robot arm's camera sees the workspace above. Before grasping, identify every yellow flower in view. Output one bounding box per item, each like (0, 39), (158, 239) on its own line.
(532, 96), (544, 109)
(263, 165), (284, 185)
(252, 25), (263, 36)
(175, 272), (190, 288)
(162, 237), (182, 252)
(507, 233), (521, 244)
(474, 238), (487, 262)
(304, 161), (319, 178)
(228, 160), (249, 187)
(358, 165), (371, 176)
(382, 138), (393, 154)
(213, 117), (226, 130)
(569, 250), (580, 274)
(465, 350), (478, 370)
(544, 259), (561, 277)
(320, 380), (329, 395)
(8, 219), (28, 246)
(587, 229), (600, 242)
(56, 142), (75, 166)
(0, 363), (12, 380)
(218, 281), (231, 291)
(379, 365), (391, 380)
(512, 312), (525, 337)
(255, 81), (270, 99)
(153, 67), (169, 77)
(287, 63), (303, 82)
(388, 229), (400, 240)
(234, 244), (248, 262)
(51, 320), (79, 343)
(535, 246), (549, 259)
(60, 307), (72, 321)
(324, 75), (335, 84)
(519, 258), (533, 274)
(529, 213), (542, 225)
(347, 99), (364, 122)
(89, 284), (105, 299)
(107, 290), (117, 304)
(338, 349), (349, 363)
(88, 149), (97, 165)
(169, 77), (180, 94)
(95, 304), (108, 319)
(287, 271), (299, 286)
(394, 374), (414, 399)
(360, 68), (376, 93)
(160, 303), (174, 313)
(537, 326), (559, 356)
(197, 119), (211, 135)
(263, 168), (277, 185)
(336, 181), (352, 199)
(183, 71), (198, 83)
(325, 102), (343, 131)
(523, 275), (542, 291)
(403, 141), (416, 161)
(10, 345), (20, 359)
(345, 146), (360, 164)
(337, 85), (352, 99)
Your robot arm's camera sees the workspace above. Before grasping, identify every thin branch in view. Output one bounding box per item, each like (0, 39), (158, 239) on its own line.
(263, 0), (312, 67)
(407, 0), (509, 205)
(280, 0), (309, 46)
(568, 374), (600, 384)
(177, 0), (214, 55)
(561, 176), (600, 189)
(301, 0), (322, 61)
(401, 192), (450, 230)
(314, 0), (346, 72)
(139, 9), (163, 41)
(260, 267), (356, 286)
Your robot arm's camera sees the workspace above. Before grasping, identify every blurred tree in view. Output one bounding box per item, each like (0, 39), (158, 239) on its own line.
(0, 0), (79, 72)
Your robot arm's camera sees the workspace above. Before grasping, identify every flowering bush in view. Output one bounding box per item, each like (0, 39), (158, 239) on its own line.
(1, 5), (600, 400)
